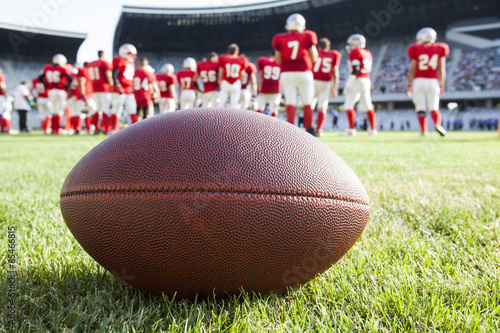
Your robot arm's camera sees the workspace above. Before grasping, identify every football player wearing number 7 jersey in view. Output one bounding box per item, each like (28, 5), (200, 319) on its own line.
(218, 44), (248, 108)
(407, 27), (449, 136)
(272, 13), (319, 136)
(342, 34), (376, 136)
(312, 38), (341, 136)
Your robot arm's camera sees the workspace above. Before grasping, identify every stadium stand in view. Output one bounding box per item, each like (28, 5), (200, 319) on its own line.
(452, 48), (500, 91)
(0, 23), (85, 89)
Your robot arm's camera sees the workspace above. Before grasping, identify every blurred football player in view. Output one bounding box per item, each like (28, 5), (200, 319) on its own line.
(88, 50), (113, 134)
(407, 27), (449, 136)
(156, 63), (177, 113)
(218, 43), (248, 108)
(238, 54), (257, 110)
(312, 38), (341, 136)
(0, 68), (12, 133)
(72, 63), (96, 134)
(39, 54), (73, 134)
(31, 75), (51, 133)
(133, 57), (160, 119)
(67, 67), (80, 134)
(110, 43), (138, 134)
(272, 13), (318, 136)
(195, 52), (219, 108)
(256, 52), (281, 117)
(341, 34), (376, 136)
(177, 57), (199, 110)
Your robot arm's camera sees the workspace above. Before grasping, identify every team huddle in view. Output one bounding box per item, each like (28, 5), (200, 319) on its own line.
(0, 13), (448, 137)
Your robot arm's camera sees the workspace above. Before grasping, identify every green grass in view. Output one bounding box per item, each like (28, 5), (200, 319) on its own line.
(1, 131), (499, 332)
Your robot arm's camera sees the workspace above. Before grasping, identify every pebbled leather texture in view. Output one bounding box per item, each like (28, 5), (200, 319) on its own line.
(60, 107), (370, 299)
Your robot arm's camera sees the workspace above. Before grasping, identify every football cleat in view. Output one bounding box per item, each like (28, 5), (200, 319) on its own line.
(118, 44), (138, 62)
(285, 13), (306, 32)
(340, 128), (357, 136)
(52, 54), (67, 66)
(346, 34), (366, 51)
(416, 27), (437, 44)
(183, 57), (197, 70)
(368, 129), (378, 136)
(435, 125), (447, 137)
(161, 63), (175, 75)
(306, 127), (319, 137)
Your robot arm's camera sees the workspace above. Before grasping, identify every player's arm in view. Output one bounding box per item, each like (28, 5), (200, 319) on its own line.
(169, 84), (177, 105)
(407, 59), (417, 96)
(250, 72), (257, 96)
(112, 68), (123, 93)
(274, 51), (282, 65)
(257, 71), (263, 94)
(308, 46), (318, 63)
(63, 73), (73, 91)
(438, 57), (446, 94)
(151, 81), (160, 102)
(38, 73), (48, 88)
(177, 78), (182, 98)
(77, 76), (87, 102)
(344, 60), (357, 95)
(105, 70), (114, 89)
(218, 67), (224, 85)
(331, 65), (339, 98)
(1, 81), (8, 95)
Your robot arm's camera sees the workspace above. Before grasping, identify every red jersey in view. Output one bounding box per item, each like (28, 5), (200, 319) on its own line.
(177, 70), (197, 90)
(42, 64), (71, 90)
(257, 57), (281, 94)
(156, 74), (176, 98)
(218, 54), (248, 84)
(77, 67), (93, 100)
(197, 60), (219, 93)
(241, 62), (256, 89)
(272, 30), (318, 72)
(313, 49), (341, 81)
(32, 78), (49, 98)
(133, 69), (157, 106)
(69, 73), (79, 98)
(112, 56), (135, 94)
(349, 48), (373, 79)
(87, 59), (113, 93)
(407, 42), (449, 79)
(0, 73), (6, 95)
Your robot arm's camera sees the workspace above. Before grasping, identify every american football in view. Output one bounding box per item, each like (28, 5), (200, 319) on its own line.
(1, 0), (499, 331)
(60, 108), (370, 298)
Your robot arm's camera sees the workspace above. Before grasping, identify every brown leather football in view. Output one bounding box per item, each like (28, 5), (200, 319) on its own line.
(60, 108), (370, 299)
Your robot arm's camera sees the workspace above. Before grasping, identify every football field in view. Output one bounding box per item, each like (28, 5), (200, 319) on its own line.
(1, 131), (499, 332)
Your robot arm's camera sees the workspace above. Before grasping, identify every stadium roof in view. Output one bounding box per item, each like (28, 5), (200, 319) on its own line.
(114, 0), (500, 55)
(0, 22), (86, 62)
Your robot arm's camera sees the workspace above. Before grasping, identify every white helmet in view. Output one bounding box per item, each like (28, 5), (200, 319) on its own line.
(118, 43), (137, 62)
(52, 54), (67, 66)
(416, 27), (437, 44)
(346, 34), (366, 51)
(183, 57), (196, 69)
(161, 63), (175, 75)
(285, 13), (306, 32)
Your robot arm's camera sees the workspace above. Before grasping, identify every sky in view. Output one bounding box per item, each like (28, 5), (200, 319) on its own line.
(0, 0), (274, 63)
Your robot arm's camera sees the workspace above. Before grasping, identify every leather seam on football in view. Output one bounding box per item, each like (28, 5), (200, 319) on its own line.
(60, 189), (369, 206)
